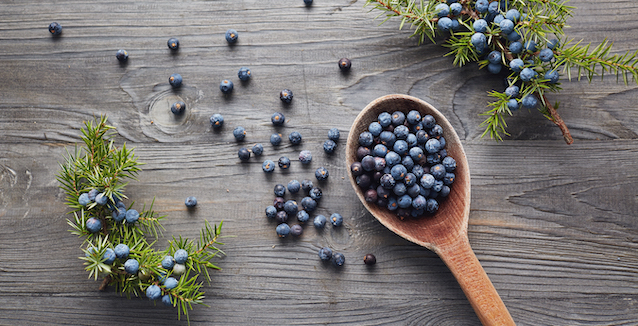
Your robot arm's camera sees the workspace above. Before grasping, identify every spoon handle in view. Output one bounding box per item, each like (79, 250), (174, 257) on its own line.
(436, 234), (516, 326)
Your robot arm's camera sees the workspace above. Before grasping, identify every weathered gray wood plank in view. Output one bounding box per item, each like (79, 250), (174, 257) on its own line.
(1, 0), (638, 325)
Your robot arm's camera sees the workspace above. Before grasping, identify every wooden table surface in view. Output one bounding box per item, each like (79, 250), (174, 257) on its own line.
(1, 1), (637, 325)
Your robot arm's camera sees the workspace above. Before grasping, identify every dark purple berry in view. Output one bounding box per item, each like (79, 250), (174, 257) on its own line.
(364, 254), (376, 265)
(338, 58), (351, 71)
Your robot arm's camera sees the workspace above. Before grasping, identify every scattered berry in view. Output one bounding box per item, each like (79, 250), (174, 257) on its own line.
(299, 150), (312, 164)
(296, 210), (309, 223)
(278, 156), (291, 169)
(274, 184), (286, 197)
(301, 197), (317, 212)
(233, 126), (246, 141)
(209, 114), (224, 129)
(124, 259), (139, 274)
(328, 128), (340, 141)
(262, 160), (275, 173)
(276, 223), (291, 237)
(313, 214), (327, 228)
(289, 131), (302, 145)
(185, 196), (197, 207)
(279, 89), (293, 103)
(338, 58), (351, 71)
(301, 180), (314, 192)
(238, 67), (251, 81)
(170, 101), (186, 115)
(270, 133), (282, 146)
(167, 38), (179, 50)
(287, 180), (301, 193)
(48, 22), (62, 35)
(86, 217), (102, 233)
(318, 247), (333, 261)
(271, 112), (285, 126)
(323, 139), (337, 154)
(364, 254), (377, 265)
(315, 167), (329, 181)
(252, 143), (264, 156)
(169, 73), (182, 88)
(332, 252), (345, 267)
(220, 79), (234, 94)
(265, 206), (277, 219)
(116, 49), (128, 62)
(330, 213), (343, 227)
(225, 29), (238, 43)
(238, 147), (251, 161)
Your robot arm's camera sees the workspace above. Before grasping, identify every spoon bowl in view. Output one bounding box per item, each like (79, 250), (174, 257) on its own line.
(346, 94), (515, 326)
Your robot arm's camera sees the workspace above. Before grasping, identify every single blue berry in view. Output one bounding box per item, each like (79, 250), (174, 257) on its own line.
(435, 3), (450, 17)
(475, 0), (489, 13)
(421, 174), (435, 189)
(266, 206), (277, 219)
(385, 151), (401, 166)
(171, 101), (185, 115)
(539, 48), (554, 62)
(271, 112), (285, 126)
(79, 193), (91, 207)
(287, 180), (301, 193)
(505, 85), (519, 97)
(283, 200), (298, 216)
(169, 73), (182, 87)
(387, 196), (398, 211)
(88, 189), (98, 201)
(391, 111), (405, 126)
(116, 49), (128, 62)
(473, 19), (488, 33)
(450, 2), (462, 15)
(225, 29), (238, 43)
(487, 63), (502, 74)
(114, 244), (130, 259)
(304, 0), (313, 6)
(315, 167), (329, 181)
(220, 79), (234, 94)
(278, 156), (291, 169)
(487, 51), (501, 64)
(379, 131), (396, 148)
(280, 89), (293, 103)
(431, 164), (446, 180)
(289, 131), (302, 145)
(509, 41), (523, 54)
(378, 112), (392, 127)
(442, 156), (456, 172)
(426, 198), (440, 214)
(103, 248), (116, 264)
(471, 33), (487, 49)
(520, 67), (537, 82)
(146, 285), (161, 300)
(238, 67), (251, 81)
(252, 143), (264, 156)
(299, 150), (312, 164)
(393, 183), (407, 196)
(318, 247), (332, 261)
(233, 126), (246, 141)
(500, 19), (514, 34)
(450, 18), (460, 31)
(209, 114), (224, 129)
(406, 110), (422, 125)
(270, 133), (282, 146)
(507, 99), (520, 111)
(313, 214), (327, 228)
(390, 164), (407, 181)
(48, 22), (62, 35)
(429, 124), (443, 138)
(358, 131), (374, 147)
(507, 31), (521, 42)
(124, 259), (139, 274)
(488, 1), (499, 14)
(301, 180), (314, 192)
(332, 252), (345, 267)
(301, 197), (318, 212)
(276, 223), (291, 237)
(328, 128), (340, 141)
(296, 210), (310, 223)
(323, 139), (337, 154)
(167, 38), (179, 50)
(112, 207), (126, 222)
(505, 9), (520, 21)
(544, 69), (559, 84)
(162, 294), (173, 307)
(368, 122), (383, 137)
(164, 277), (178, 290)
(547, 38), (560, 50)
(425, 138), (441, 154)
(397, 195), (412, 209)
(521, 94), (539, 108)
(524, 40), (537, 52)
(392, 140), (408, 156)
(262, 160), (275, 173)
(309, 187), (322, 201)
(437, 17), (453, 31)
(509, 58), (524, 72)
(162, 255), (175, 269)
(379, 173), (396, 189)
(372, 144), (388, 157)
(95, 192), (108, 205)
(125, 209), (139, 224)
(412, 195), (427, 210)
(86, 217), (102, 233)
(185, 196), (197, 208)
(338, 58), (351, 71)
(493, 14), (505, 25)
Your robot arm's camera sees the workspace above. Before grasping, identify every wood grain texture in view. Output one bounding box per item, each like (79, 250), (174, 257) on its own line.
(1, 0), (638, 325)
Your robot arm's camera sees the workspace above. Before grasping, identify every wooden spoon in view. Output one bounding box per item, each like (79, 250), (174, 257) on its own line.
(346, 94), (515, 326)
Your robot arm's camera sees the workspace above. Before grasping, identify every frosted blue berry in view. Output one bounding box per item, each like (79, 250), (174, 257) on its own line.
(509, 41), (523, 54)
(95, 193), (108, 205)
(79, 193), (91, 207)
(470, 33), (487, 49)
(162, 255), (175, 269)
(209, 114), (224, 129)
(220, 79), (234, 94)
(509, 58), (524, 72)
(487, 63), (502, 74)
(524, 40), (537, 52)
(318, 247), (333, 261)
(225, 29), (238, 43)
(185, 196), (197, 208)
(328, 128), (340, 141)
(174, 249), (188, 264)
(233, 126), (246, 141)
(473, 19), (488, 33)
(507, 31), (521, 42)
(315, 167), (329, 181)
(169, 73), (182, 88)
(505, 85), (520, 98)
(114, 244), (130, 259)
(437, 17), (452, 31)
(270, 133), (282, 146)
(475, 0), (488, 13)
(435, 3), (450, 17)
(163, 277), (178, 290)
(499, 19), (514, 34)
(125, 209), (139, 224)
(544, 70), (559, 84)
(505, 9), (520, 21)
(313, 214), (327, 228)
(162, 294), (173, 306)
(103, 248), (116, 264)
(276, 223), (291, 237)
(237, 67), (251, 81)
(488, 1), (499, 14)
(124, 259), (139, 274)
(252, 143), (264, 156)
(330, 213), (343, 227)
(547, 38), (560, 50)
(521, 94), (539, 108)
(48, 22), (62, 35)
(332, 252), (345, 267)
(146, 285), (161, 300)
(507, 99), (520, 111)
(450, 2), (462, 15)
(450, 19), (460, 31)
(296, 210), (310, 223)
(538, 48), (554, 62)
(262, 160), (275, 173)
(86, 217), (102, 233)
(520, 67), (537, 82)
(487, 51), (501, 64)
(112, 207), (126, 222)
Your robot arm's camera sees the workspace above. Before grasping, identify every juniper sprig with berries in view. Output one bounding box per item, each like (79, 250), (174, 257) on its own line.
(56, 116), (224, 324)
(365, 0), (638, 144)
